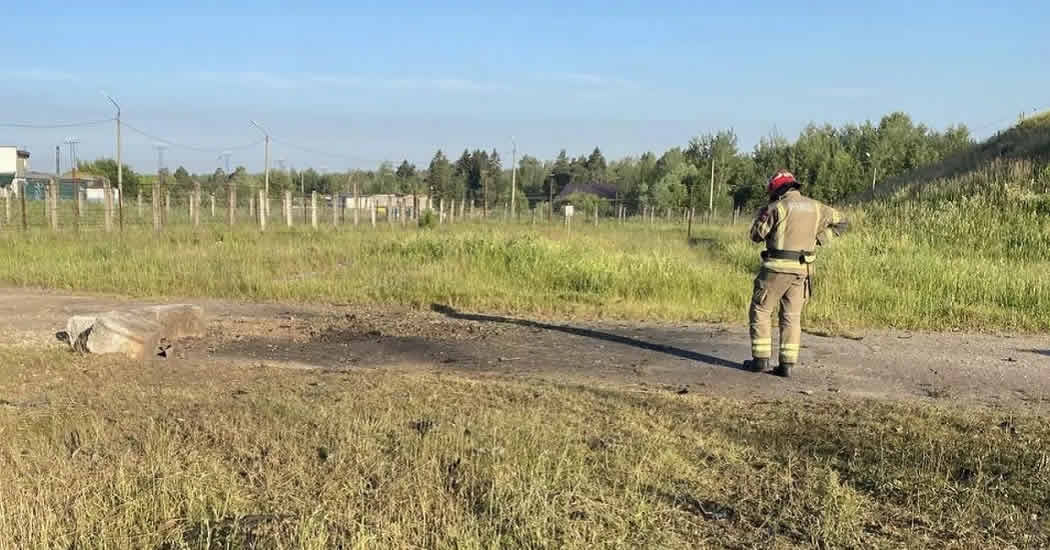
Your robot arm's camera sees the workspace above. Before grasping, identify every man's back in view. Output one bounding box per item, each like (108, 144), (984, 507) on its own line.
(750, 190), (847, 273)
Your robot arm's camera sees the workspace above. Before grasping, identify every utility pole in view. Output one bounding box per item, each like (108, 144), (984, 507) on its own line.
(548, 172), (554, 221)
(104, 92), (123, 231)
(250, 120), (270, 217)
(155, 144), (167, 227)
(510, 138), (517, 220)
(155, 144), (166, 174)
(708, 153), (715, 218)
(867, 152), (877, 192)
(65, 137), (81, 232)
(218, 152), (232, 174)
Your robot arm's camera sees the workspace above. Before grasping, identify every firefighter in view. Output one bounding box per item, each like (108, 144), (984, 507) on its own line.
(745, 170), (848, 377)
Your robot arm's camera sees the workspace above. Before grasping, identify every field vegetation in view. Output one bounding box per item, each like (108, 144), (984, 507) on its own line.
(3, 113), (1050, 549)
(1, 349), (1047, 549)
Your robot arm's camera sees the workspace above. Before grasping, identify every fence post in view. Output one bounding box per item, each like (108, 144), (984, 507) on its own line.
(210, 193), (216, 218)
(400, 198), (407, 227)
(71, 180), (80, 233)
(310, 191), (318, 229)
(227, 184), (236, 226)
(50, 179), (58, 231)
(164, 189), (171, 226)
(439, 198), (445, 224)
(249, 194), (255, 220)
(284, 190), (292, 227)
(74, 182), (82, 232)
(594, 205), (599, 227)
(332, 193), (339, 227)
(18, 180), (27, 231)
(370, 200), (376, 227)
(103, 180), (113, 233)
(353, 182), (360, 226)
(258, 189), (266, 231)
(192, 184), (200, 227)
(152, 183), (160, 231)
(137, 190), (143, 218)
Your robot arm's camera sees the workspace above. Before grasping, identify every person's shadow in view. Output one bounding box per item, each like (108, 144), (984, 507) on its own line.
(430, 304), (744, 371)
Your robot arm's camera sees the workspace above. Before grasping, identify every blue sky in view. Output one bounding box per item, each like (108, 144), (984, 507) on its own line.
(3, 0), (1048, 173)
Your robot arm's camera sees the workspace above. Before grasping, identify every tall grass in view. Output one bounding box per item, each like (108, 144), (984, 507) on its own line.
(0, 222), (751, 323)
(3, 143), (1050, 332)
(1, 196), (1050, 331)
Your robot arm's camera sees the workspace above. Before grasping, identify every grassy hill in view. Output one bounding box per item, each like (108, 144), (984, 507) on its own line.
(860, 111), (1050, 203)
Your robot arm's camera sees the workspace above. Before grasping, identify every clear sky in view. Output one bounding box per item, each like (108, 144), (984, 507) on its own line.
(3, 0), (1048, 173)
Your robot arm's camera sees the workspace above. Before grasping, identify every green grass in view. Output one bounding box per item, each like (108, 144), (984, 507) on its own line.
(2, 206), (1049, 331)
(1, 348), (1047, 549)
(4, 118), (1050, 332)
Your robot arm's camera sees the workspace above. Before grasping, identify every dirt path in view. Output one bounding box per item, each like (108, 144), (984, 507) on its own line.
(1, 288), (1048, 410)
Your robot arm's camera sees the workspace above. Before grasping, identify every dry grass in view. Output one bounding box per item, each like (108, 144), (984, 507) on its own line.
(1, 348), (1047, 549)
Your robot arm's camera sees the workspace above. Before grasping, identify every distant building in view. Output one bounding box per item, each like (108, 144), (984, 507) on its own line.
(0, 146), (31, 197)
(339, 193), (432, 212)
(553, 182), (619, 203)
(58, 173), (116, 202)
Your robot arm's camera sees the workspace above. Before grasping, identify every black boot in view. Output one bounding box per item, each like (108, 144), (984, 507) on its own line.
(744, 358), (769, 373)
(773, 362), (793, 378)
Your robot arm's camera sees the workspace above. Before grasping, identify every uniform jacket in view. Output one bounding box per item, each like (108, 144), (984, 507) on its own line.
(750, 190), (848, 273)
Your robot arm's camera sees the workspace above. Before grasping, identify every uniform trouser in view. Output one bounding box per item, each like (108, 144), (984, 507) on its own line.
(749, 269), (809, 365)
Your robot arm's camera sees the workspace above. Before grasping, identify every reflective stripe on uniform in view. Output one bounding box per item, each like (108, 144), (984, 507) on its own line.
(762, 259), (807, 273)
(752, 338), (772, 358)
(780, 343), (800, 362)
(773, 203), (787, 251)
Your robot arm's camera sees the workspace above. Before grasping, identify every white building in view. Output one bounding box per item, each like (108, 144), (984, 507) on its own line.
(0, 146), (30, 197)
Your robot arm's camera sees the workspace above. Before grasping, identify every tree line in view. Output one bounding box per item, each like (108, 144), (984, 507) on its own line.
(77, 111), (972, 213)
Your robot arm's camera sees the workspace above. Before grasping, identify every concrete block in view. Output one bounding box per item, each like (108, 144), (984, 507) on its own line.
(59, 315), (99, 352)
(58, 303), (204, 360)
(86, 311), (166, 360)
(135, 304), (205, 340)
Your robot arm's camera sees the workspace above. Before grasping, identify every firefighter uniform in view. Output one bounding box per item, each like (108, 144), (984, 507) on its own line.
(748, 171), (848, 376)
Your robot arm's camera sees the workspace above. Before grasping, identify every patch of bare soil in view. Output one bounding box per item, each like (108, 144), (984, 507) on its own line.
(2, 288), (1049, 410)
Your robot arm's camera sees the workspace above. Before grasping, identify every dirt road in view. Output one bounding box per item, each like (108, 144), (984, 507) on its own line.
(1, 288), (1048, 410)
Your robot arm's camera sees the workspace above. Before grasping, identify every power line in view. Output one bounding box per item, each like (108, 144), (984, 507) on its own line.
(0, 118), (114, 129)
(271, 137), (390, 165)
(122, 121), (264, 154)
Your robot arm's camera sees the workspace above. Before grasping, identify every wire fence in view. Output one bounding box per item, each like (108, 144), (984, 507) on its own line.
(0, 180), (744, 234)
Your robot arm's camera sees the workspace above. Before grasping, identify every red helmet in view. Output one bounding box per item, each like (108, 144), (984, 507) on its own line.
(767, 170), (798, 196)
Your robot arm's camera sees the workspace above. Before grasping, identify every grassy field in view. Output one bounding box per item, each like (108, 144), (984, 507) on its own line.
(1, 201), (1049, 332)
(1, 348), (1047, 549)
(2, 123), (1049, 549)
